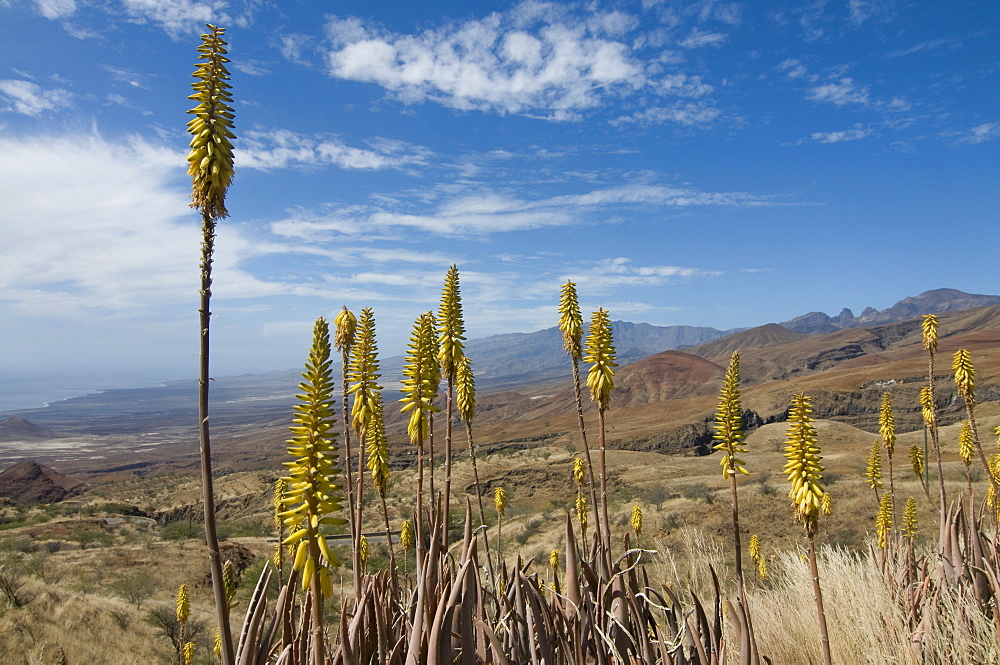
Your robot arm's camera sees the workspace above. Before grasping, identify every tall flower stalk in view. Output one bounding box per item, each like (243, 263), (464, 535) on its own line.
(783, 394), (832, 665)
(366, 391), (397, 583)
(584, 308), (616, 563)
(334, 307), (358, 556)
(921, 315), (947, 513)
(559, 281), (601, 539)
(277, 317), (346, 665)
(879, 392), (897, 530)
(347, 308), (381, 596)
(865, 439), (883, 502)
(400, 312), (440, 564)
(438, 265), (466, 549)
(713, 351), (758, 663)
(953, 349), (1000, 500)
(186, 24), (236, 665)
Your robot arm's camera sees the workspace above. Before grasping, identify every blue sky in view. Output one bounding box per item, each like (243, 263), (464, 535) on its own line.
(1, 0), (998, 409)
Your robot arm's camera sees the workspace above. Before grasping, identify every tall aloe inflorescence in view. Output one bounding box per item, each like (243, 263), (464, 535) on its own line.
(920, 314), (946, 512)
(347, 307), (381, 595)
(784, 394), (832, 665)
(438, 265), (466, 547)
(953, 349), (999, 500)
(865, 439), (883, 500)
(879, 392), (897, 527)
(187, 24), (236, 665)
(278, 317), (345, 665)
(400, 311), (440, 560)
(559, 281), (600, 537)
(584, 307), (616, 561)
(334, 306), (358, 552)
(712, 351), (758, 661)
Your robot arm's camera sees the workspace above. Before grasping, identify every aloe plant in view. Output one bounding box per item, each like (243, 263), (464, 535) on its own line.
(186, 23), (236, 665)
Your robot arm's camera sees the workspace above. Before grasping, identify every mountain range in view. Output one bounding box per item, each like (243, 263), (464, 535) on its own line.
(2, 288), (996, 435)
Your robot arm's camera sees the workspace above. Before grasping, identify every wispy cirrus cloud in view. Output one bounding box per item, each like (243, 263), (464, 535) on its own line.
(270, 181), (779, 240)
(952, 122), (1000, 144)
(235, 129), (432, 172)
(810, 126), (872, 143)
(33, 0), (76, 19)
(0, 79), (72, 115)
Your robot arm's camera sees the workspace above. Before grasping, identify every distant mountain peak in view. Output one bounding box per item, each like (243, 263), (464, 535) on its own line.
(0, 415), (58, 441)
(780, 289), (1000, 334)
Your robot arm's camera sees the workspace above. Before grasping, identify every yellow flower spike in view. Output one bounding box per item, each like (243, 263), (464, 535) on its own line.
(282, 317), (344, 599)
(186, 25), (235, 222)
(347, 308), (382, 436)
(365, 392), (390, 498)
(757, 556), (768, 580)
(953, 349), (975, 403)
(959, 420), (975, 467)
(879, 392), (896, 457)
(919, 386), (936, 429)
(902, 497), (918, 540)
(223, 560), (237, 608)
(921, 314), (939, 354)
(176, 584), (190, 624)
(494, 486), (507, 521)
(273, 478), (287, 530)
(183, 641), (196, 665)
(213, 628), (222, 660)
(400, 312), (440, 445)
(437, 264), (467, 379)
(749, 534), (761, 562)
(583, 308), (616, 411)
(784, 394), (825, 535)
(456, 356), (476, 423)
(550, 549), (560, 572)
(400, 520), (414, 550)
(630, 504), (643, 538)
(821, 492), (832, 517)
(909, 446), (925, 478)
(359, 535), (369, 565)
(572, 458), (586, 487)
(558, 281), (584, 362)
(865, 440), (883, 490)
(575, 494), (588, 529)
(334, 306), (357, 354)
(713, 351), (748, 478)
(875, 493), (893, 548)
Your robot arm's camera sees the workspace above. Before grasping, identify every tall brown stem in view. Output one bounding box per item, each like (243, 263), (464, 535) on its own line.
(571, 360), (602, 549)
(196, 215), (234, 665)
(808, 536), (832, 665)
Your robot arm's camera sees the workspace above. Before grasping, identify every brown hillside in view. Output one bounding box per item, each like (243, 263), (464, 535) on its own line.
(611, 351), (725, 408)
(684, 323), (807, 359)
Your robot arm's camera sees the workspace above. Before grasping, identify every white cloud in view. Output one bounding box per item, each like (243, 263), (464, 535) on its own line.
(955, 122), (1000, 144)
(0, 134), (196, 314)
(678, 28), (727, 48)
(270, 182), (776, 240)
(777, 58), (808, 80)
(807, 77), (871, 106)
(236, 129), (431, 172)
(323, 10), (646, 118)
(314, 4), (725, 122)
(810, 126), (871, 143)
(0, 80), (72, 115)
(33, 0), (75, 19)
(575, 257), (721, 289)
(614, 102), (720, 126)
(120, 0), (229, 36)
